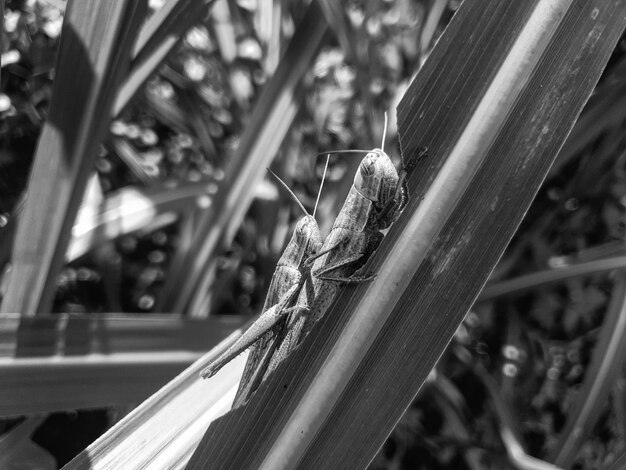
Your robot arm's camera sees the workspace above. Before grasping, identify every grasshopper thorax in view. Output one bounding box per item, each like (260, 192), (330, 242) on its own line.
(353, 149), (399, 229)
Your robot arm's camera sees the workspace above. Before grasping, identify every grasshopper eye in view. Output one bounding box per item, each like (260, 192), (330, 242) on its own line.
(294, 215), (317, 240)
(354, 154), (378, 194)
(355, 154), (384, 202)
(295, 221), (309, 237)
(360, 154), (378, 177)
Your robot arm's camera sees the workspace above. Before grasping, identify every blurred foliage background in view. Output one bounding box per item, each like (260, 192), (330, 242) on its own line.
(1, 0), (626, 469)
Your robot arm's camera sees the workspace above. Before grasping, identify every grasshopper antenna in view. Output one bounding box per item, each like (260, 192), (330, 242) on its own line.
(267, 168), (309, 217)
(315, 149), (372, 158)
(381, 111), (388, 153)
(313, 154), (330, 219)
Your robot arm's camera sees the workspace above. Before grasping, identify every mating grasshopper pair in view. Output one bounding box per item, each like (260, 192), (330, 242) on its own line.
(201, 128), (421, 408)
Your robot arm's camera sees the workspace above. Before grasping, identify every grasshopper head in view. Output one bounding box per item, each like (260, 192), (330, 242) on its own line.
(354, 149), (399, 229)
(289, 215), (323, 263)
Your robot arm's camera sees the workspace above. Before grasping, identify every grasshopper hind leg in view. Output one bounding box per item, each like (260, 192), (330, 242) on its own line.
(199, 284), (302, 379)
(233, 343), (275, 407)
(313, 269), (376, 284)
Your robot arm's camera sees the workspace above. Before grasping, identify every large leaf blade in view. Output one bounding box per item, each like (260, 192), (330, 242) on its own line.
(186, 1), (626, 468)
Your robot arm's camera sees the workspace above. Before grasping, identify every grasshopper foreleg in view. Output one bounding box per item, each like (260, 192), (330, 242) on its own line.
(313, 271), (376, 284)
(312, 255), (377, 283)
(312, 232), (382, 283)
(233, 339), (276, 406)
(302, 238), (346, 268)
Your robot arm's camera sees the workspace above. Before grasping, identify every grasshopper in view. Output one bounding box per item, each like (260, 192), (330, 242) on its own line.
(265, 123), (425, 374)
(200, 160), (331, 405)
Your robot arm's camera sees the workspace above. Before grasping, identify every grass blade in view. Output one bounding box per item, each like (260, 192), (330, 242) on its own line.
(67, 180), (218, 261)
(177, 89), (217, 161)
(0, 312), (245, 357)
(113, 0), (216, 116)
(107, 138), (161, 185)
(1, 351), (202, 417)
(186, 1), (626, 468)
(479, 255), (626, 301)
(0, 313), (245, 416)
(420, 0), (448, 55)
(61, 331), (253, 470)
(473, 363), (564, 470)
(0, 1), (146, 315)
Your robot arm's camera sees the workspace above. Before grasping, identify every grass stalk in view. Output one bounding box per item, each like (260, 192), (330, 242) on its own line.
(0, 0), (146, 315)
